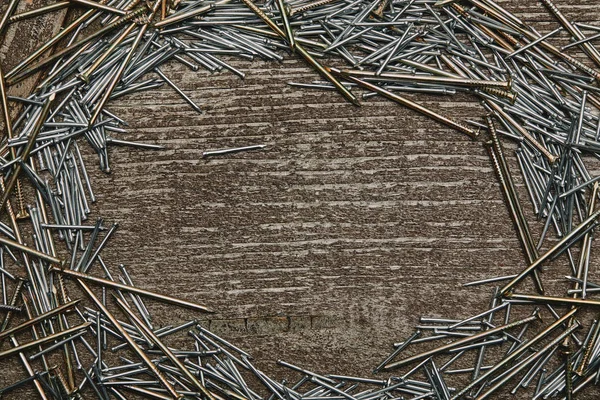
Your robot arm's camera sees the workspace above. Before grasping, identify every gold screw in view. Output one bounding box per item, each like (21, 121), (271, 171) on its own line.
(14, 179), (29, 220)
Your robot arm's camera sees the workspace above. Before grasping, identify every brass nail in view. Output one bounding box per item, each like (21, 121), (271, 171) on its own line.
(0, 300), (80, 342)
(8, 2), (70, 24)
(384, 311), (541, 371)
(70, 0), (128, 16)
(153, 2), (218, 28)
(0, 322), (91, 359)
(114, 296), (217, 400)
(507, 293), (600, 307)
(475, 320), (581, 400)
(0, 0), (20, 35)
(339, 71), (479, 139)
(451, 308), (577, 399)
(486, 100), (557, 164)
(277, 0), (295, 50)
(51, 266), (213, 313)
(77, 280), (182, 399)
(5, 10), (97, 80)
(239, 0), (359, 106)
(339, 68), (512, 90)
(540, 0), (600, 68)
(499, 208), (600, 296)
(7, 7), (149, 86)
(0, 94), (55, 215)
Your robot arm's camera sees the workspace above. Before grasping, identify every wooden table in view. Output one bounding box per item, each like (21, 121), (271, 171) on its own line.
(1, 1), (599, 398)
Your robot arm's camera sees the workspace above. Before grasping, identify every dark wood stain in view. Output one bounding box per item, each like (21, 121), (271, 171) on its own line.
(1, 1), (600, 399)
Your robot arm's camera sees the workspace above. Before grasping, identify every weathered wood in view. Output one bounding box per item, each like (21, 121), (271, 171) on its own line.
(1, 1), (600, 399)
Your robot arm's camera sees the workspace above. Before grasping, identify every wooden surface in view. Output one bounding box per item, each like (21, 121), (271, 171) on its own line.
(1, 0), (600, 399)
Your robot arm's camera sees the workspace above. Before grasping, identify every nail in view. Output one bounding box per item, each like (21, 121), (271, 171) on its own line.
(385, 311), (541, 371)
(51, 266), (213, 313)
(338, 71), (479, 139)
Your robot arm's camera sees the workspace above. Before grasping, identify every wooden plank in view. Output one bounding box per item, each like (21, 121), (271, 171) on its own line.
(1, 1), (600, 399)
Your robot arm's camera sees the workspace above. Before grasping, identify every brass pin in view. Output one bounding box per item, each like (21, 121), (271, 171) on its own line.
(0, 94), (55, 215)
(384, 311), (541, 371)
(0, 300), (80, 342)
(51, 267), (213, 313)
(77, 280), (182, 399)
(450, 308), (577, 399)
(239, 0), (359, 106)
(499, 208), (600, 296)
(8, 2), (70, 24)
(0, 322), (91, 360)
(338, 71), (479, 139)
(114, 296), (217, 400)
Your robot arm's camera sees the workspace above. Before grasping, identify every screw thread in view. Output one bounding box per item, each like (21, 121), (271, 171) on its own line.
(15, 179), (29, 219)
(290, 0), (337, 16)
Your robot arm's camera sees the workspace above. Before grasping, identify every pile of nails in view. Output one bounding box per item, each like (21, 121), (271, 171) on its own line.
(2, 0), (600, 398)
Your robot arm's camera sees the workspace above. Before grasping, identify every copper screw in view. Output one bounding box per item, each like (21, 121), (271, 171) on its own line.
(14, 180), (29, 220)
(51, 366), (79, 398)
(8, 2), (70, 24)
(0, 278), (25, 332)
(289, 0), (338, 17)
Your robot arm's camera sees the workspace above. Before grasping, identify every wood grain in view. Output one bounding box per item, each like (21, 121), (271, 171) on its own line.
(1, 0), (600, 399)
